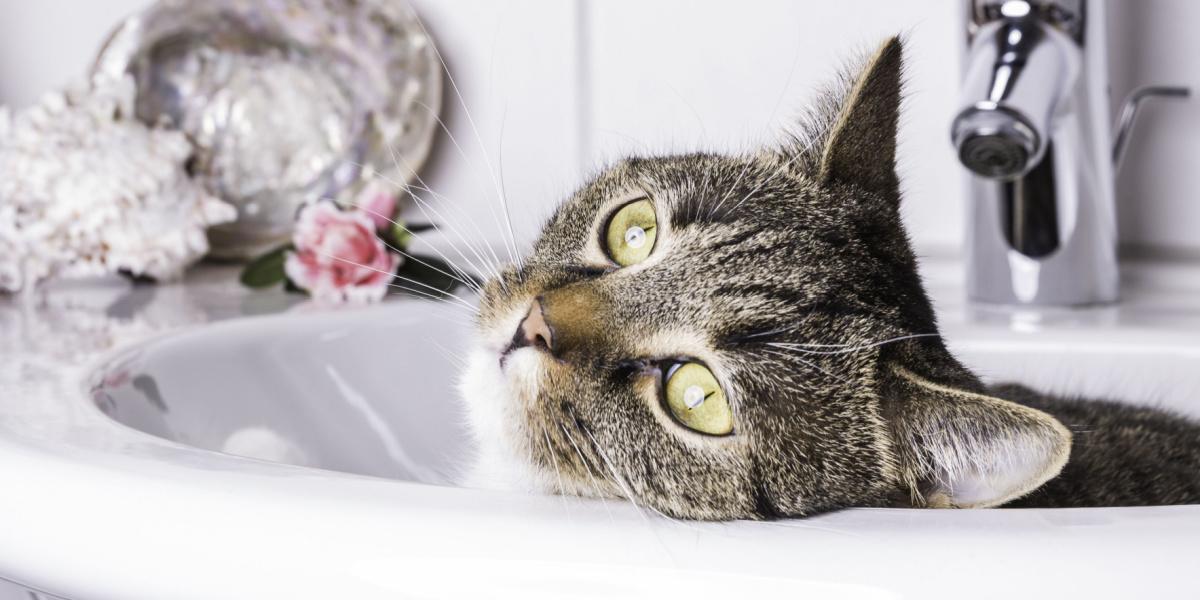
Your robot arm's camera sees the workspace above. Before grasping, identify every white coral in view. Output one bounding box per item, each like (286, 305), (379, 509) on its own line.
(0, 76), (236, 293)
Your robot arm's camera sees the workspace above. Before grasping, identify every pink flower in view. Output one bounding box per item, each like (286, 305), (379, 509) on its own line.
(354, 180), (399, 231)
(284, 202), (399, 303)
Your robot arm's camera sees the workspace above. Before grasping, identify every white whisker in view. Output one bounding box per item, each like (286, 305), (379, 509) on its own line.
(407, 102), (517, 269)
(582, 428), (710, 537)
(408, 12), (521, 269)
(347, 161), (501, 288)
(350, 204), (483, 293)
(751, 519), (866, 538)
(407, 190), (505, 283)
(763, 348), (850, 384)
(496, 104), (525, 271)
(559, 422), (616, 524)
(427, 338), (470, 370)
(700, 39), (804, 220)
(404, 179), (510, 278)
(311, 250), (477, 312)
(541, 424), (574, 522)
(768, 333), (941, 353)
(385, 281), (476, 312)
(379, 144), (509, 285)
(725, 118), (837, 215)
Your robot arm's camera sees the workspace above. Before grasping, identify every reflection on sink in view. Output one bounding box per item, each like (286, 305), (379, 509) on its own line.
(93, 304), (474, 485)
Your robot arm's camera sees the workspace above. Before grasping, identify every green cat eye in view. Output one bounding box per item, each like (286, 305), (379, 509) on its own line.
(664, 362), (733, 436)
(604, 198), (657, 266)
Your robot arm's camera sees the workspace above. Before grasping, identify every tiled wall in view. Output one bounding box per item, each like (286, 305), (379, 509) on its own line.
(2, 0), (1196, 259)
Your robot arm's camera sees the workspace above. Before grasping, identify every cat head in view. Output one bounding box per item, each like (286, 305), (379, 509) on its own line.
(459, 38), (1071, 519)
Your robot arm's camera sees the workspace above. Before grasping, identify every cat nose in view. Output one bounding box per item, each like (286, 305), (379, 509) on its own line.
(515, 298), (555, 354)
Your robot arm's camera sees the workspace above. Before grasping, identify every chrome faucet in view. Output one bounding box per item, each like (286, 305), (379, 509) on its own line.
(952, 0), (1189, 306)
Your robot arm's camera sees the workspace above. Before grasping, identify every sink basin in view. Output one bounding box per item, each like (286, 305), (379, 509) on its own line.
(93, 305), (474, 485)
(92, 302), (1200, 486)
(2, 260), (1199, 599)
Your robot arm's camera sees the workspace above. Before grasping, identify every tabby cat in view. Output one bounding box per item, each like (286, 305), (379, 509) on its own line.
(458, 37), (1200, 519)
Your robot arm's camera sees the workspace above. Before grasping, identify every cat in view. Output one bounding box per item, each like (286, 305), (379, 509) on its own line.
(457, 37), (1200, 519)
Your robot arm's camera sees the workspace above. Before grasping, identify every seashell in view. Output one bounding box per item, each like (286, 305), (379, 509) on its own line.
(91, 0), (443, 259)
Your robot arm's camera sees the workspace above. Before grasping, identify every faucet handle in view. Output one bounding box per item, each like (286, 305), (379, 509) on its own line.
(1112, 85), (1191, 170)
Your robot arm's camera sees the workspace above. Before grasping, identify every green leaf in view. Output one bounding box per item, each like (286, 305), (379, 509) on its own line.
(239, 244), (292, 289)
(390, 222), (414, 249)
(406, 222), (437, 233)
(392, 253), (473, 299)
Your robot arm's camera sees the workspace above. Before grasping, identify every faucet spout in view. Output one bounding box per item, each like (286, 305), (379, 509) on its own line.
(953, 13), (1075, 180)
(955, 0), (1116, 306)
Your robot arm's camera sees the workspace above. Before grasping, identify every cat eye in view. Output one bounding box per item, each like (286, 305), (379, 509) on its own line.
(604, 198), (657, 266)
(663, 362), (733, 436)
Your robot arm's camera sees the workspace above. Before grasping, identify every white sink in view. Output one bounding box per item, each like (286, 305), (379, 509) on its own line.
(1, 260), (1199, 599)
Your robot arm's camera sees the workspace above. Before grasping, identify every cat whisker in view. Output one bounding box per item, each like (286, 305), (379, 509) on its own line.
(405, 183), (510, 282)
(407, 191), (506, 285)
(705, 152), (758, 219)
(579, 426), (705, 530)
(385, 282), (477, 312)
(378, 148), (509, 286)
(540, 424), (574, 522)
(763, 348), (850, 384)
(423, 305), (478, 330)
(496, 104), (525, 272)
(407, 102), (519, 271)
(702, 39), (804, 220)
(310, 251), (478, 312)
(419, 38), (525, 274)
(349, 203), (484, 294)
(751, 519), (867, 538)
(427, 337), (469, 370)
(739, 328), (939, 348)
(408, 12), (521, 270)
(578, 429), (692, 565)
(405, 181), (512, 279)
(724, 117), (838, 216)
(766, 333), (942, 355)
(558, 422), (617, 524)
(579, 427), (651, 517)
(354, 160), (506, 288)
(390, 275), (477, 311)
(384, 282), (476, 312)
(376, 124), (510, 277)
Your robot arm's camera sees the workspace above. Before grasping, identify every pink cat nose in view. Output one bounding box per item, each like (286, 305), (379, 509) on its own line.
(516, 298), (555, 354)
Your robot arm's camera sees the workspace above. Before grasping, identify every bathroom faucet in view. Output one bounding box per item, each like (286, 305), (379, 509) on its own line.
(952, 0), (1189, 306)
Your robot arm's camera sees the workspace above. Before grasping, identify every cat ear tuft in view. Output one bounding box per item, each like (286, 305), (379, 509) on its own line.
(816, 36), (904, 202)
(886, 364), (1072, 508)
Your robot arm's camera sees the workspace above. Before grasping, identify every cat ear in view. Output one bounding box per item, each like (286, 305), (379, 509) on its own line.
(815, 36), (903, 201)
(886, 364), (1072, 508)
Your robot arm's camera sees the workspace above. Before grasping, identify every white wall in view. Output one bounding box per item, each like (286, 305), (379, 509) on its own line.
(0, 0), (151, 105)
(1, 0), (1196, 259)
(582, 0), (961, 257)
(1108, 0), (1200, 257)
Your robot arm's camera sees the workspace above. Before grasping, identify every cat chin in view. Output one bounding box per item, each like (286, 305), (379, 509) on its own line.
(455, 343), (544, 493)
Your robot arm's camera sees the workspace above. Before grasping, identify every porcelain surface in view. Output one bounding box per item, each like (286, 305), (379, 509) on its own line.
(1, 259), (1199, 599)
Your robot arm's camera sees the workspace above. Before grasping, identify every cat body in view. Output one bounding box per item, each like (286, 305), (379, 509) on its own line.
(996, 386), (1200, 507)
(457, 36), (1200, 519)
